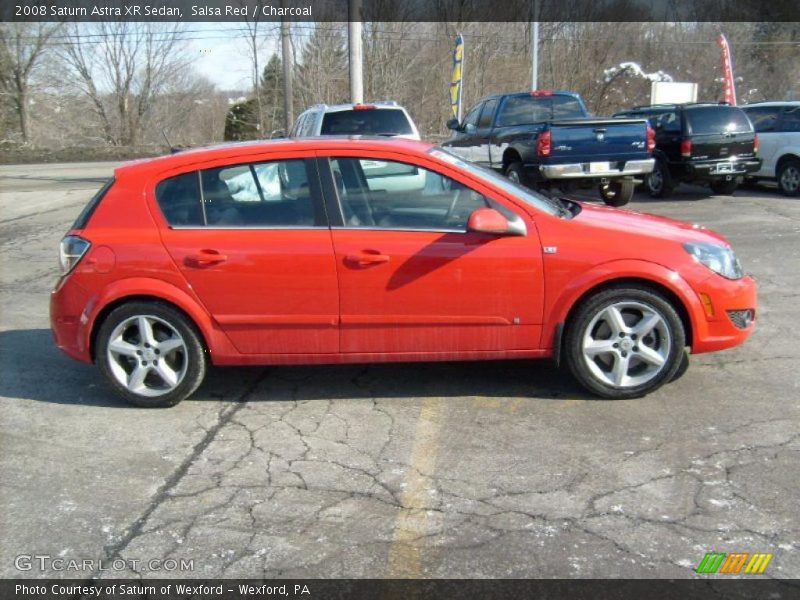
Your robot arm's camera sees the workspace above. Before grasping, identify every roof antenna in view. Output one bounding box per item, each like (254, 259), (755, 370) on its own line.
(162, 129), (185, 154)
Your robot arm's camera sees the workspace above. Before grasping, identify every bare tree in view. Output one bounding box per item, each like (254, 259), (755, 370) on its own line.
(0, 23), (60, 143)
(60, 23), (191, 146)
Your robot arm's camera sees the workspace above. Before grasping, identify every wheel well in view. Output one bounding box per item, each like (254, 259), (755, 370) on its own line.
(502, 149), (521, 170)
(89, 295), (209, 361)
(559, 277), (694, 359)
(776, 153), (800, 176)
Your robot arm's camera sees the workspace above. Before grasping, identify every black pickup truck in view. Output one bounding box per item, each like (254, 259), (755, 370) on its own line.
(613, 103), (761, 197)
(442, 91), (655, 206)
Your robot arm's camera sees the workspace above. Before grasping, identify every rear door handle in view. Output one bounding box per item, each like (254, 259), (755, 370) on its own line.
(186, 249), (227, 267)
(345, 251), (390, 267)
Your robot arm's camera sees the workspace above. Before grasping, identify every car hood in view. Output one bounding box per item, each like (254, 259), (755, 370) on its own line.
(573, 201), (729, 246)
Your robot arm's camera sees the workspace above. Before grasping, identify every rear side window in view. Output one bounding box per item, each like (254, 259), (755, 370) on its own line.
(72, 178), (114, 229)
(320, 109), (412, 135)
(155, 172), (204, 226)
(780, 107), (800, 132)
(496, 96), (549, 127)
(744, 106), (782, 132)
(155, 160), (319, 228)
(685, 107), (752, 135)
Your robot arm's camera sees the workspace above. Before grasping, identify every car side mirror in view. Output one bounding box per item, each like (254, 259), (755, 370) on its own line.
(446, 118), (460, 131)
(467, 208), (514, 235)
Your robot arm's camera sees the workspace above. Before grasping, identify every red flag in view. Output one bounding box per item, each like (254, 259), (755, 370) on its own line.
(718, 34), (737, 105)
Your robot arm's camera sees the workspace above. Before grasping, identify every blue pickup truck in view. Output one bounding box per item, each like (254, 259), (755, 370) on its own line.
(442, 91), (655, 206)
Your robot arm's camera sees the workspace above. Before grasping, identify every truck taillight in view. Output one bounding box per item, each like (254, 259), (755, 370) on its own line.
(753, 133), (759, 155)
(646, 125), (656, 152)
(681, 139), (693, 158)
(537, 130), (552, 157)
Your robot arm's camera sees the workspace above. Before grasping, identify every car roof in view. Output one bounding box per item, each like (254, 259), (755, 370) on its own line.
(742, 101), (800, 108)
(115, 137), (433, 178)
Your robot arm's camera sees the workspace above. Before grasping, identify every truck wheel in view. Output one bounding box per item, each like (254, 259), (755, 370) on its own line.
(645, 158), (674, 198)
(710, 178), (738, 195)
(505, 162), (528, 186)
(777, 158), (800, 197)
(598, 180), (634, 207)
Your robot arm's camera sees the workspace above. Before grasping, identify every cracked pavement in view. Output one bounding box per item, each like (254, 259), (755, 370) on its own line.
(1, 162), (798, 579)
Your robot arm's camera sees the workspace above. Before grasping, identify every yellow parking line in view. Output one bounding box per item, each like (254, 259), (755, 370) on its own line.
(386, 397), (443, 578)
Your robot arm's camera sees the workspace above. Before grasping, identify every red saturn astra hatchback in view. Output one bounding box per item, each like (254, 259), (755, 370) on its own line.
(51, 138), (756, 407)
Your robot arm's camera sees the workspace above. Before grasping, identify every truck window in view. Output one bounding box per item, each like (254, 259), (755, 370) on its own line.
(478, 99), (499, 128)
(551, 96), (585, 119)
(496, 96), (549, 127)
(462, 104), (482, 128)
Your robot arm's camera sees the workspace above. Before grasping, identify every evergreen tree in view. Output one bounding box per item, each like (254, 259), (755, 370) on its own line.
(223, 98), (259, 141)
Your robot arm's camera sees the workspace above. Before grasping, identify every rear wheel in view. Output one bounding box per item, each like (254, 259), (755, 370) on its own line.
(710, 178), (738, 195)
(645, 158), (674, 198)
(598, 179), (634, 207)
(564, 286), (686, 399)
(505, 161), (528, 186)
(777, 158), (800, 197)
(96, 301), (207, 407)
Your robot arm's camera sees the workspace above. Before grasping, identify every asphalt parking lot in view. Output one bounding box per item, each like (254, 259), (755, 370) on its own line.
(1, 162), (798, 580)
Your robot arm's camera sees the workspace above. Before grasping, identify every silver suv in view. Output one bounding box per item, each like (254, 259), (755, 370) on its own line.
(291, 101), (421, 140)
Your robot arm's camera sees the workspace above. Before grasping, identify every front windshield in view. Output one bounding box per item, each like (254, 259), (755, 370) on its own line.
(428, 147), (563, 216)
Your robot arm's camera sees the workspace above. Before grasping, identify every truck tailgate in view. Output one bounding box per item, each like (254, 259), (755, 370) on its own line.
(548, 118), (648, 164)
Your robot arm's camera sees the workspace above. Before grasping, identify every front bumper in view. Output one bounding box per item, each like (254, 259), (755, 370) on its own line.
(539, 158), (655, 180)
(690, 273), (757, 354)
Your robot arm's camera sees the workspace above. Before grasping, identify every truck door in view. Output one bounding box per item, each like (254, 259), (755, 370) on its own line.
(473, 98), (499, 168)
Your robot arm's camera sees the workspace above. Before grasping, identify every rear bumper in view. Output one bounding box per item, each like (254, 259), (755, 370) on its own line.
(50, 276), (93, 364)
(682, 158), (761, 180)
(539, 158), (655, 180)
(690, 274), (757, 354)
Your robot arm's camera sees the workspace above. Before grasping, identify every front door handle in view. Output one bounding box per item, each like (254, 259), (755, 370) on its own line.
(186, 249), (227, 268)
(345, 251), (390, 267)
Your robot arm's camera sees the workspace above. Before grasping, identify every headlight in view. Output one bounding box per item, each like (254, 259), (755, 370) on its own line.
(683, 242), (743, 280)
(59, 235), (91, 275)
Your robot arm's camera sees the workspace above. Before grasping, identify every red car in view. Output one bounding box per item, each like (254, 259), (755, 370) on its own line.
(51, 138), (756, 407)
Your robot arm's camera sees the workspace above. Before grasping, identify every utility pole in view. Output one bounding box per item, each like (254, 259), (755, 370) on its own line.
(280, 17), (294, 132)
(348, 0), (364, 104)
(531, 0), (540, 90)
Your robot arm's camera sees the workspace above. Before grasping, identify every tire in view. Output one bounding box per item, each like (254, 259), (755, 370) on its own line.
(645, 157), (674, 198)
(777, 158), (800, 197)
(96, 301), (207, 407)
(505, 161), (528, 186)
(710, 178), (738, 195)
(598, 179), (634, 207)
(564, 285), (686, 399)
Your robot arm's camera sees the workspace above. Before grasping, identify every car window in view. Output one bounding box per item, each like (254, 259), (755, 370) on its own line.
(551, 96), (585, 119)
(462, 104), (482, 128)
(330, 157), (489, 231)
(655, 111), (680, 132)
(780, 107), (800, 132)
(744, 106), (782, 132)
(291, 114), (305, 137)
(200, 160), (316, 227)
(685, 106), (752, 135)
(320, 109), (412, 135)
(478, 99), (498, 128)
(496, 96), (549, 127)
(155, 172), (204, 227)
(301, 112), (317, 136)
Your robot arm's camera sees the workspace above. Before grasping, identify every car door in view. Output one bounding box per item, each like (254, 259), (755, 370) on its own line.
(743, 105), (783, 177)
(444, 103), (483, 162)
(472, 98), (499, 168)
(319, 153), (544, 355)
(153, 157), (339, 355)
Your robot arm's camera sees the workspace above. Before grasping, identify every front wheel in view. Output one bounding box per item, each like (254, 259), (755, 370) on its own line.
(564, 286), (686, 399)
(710, 178), (738, 195)
(96, 301), (207, 407)
(598, 179), (634, 207)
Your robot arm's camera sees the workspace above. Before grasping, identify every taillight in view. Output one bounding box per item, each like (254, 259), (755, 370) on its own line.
(681, 139), (693, 158)
(59, 235), (91, 275)
(537, 130), (552, 157)
(753, 133), (759, 155)
(646, 125), (656, 152)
